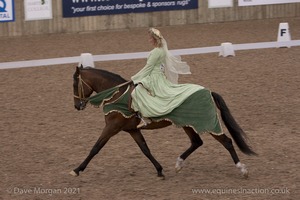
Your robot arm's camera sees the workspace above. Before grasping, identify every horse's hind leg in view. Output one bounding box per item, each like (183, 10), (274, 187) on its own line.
(128, 130), (164, 179)
(211, 133), (248, 178)
(175, 127), (203, 173)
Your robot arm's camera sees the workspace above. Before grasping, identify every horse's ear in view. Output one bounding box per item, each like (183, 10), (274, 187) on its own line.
(75, 66), (80, 74)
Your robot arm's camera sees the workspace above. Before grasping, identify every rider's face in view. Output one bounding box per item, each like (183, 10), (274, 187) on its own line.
(148, 35), (157, 47)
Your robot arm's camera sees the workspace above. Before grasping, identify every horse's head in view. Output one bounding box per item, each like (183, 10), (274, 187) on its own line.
(73, 66), (94, 110)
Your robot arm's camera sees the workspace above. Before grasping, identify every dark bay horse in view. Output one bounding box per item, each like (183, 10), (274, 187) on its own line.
(71, 66), (256, 179)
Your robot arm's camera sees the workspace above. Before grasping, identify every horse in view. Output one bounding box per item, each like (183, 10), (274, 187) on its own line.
(70, 65), (256, 179)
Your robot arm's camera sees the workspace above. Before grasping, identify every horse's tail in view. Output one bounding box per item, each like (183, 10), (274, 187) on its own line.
(211, 92), (257, 156)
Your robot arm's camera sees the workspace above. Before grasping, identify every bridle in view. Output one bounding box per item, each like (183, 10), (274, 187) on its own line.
(74, 74), (93, 102)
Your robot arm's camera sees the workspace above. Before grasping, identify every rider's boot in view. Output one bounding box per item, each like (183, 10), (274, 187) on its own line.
(136, 113), (151, 129)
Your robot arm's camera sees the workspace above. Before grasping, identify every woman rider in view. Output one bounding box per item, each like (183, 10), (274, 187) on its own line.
(131, 28), (204, 128)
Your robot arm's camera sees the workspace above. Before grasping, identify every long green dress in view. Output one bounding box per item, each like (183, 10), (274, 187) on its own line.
(131, 47), (204, 117)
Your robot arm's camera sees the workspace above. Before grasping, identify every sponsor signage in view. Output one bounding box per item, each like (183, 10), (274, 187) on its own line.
(24, 0), (53, 21)
(62, 0), (198, 18)
(239, 0), (300, 6)
(0, 0), (14, 22)
(209, 0), (233, 8)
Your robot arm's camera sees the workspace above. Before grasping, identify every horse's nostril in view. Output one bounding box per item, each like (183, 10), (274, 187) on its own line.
(79, 101), (86, 109)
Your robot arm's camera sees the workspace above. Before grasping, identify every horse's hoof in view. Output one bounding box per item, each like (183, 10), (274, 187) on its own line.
(157, 174), (165, 180)
(236, 162), (248, 179)
(242, 169), (249, 179)
(69, 170), (79, 177)
(175, 166), (182, 173)
(175, 157), (184, 173)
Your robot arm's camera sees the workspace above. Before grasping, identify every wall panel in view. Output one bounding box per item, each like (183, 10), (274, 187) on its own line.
(0, 0), (299, 37)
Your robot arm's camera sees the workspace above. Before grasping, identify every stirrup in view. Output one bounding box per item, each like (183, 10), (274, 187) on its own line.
(137, 118), (148, 129)
(136, 112), (149, 129)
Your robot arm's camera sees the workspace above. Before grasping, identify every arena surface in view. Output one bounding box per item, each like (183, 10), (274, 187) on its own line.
(0, 18), (299, 200)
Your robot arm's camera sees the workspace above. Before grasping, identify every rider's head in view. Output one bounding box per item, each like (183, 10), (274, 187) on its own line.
(148, 28), (164, 48)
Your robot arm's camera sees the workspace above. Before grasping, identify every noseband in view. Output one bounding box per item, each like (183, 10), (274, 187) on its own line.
(74, 74), (93, 102)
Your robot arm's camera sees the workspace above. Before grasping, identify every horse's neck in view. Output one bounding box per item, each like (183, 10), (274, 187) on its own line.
(93, 81), (120, 93)
(84, 69), (127, 93)
(90, 76), (126, 94)
(93, 82), (117, 93)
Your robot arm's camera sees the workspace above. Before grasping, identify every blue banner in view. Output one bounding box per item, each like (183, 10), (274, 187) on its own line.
(63, 0), (198, 18)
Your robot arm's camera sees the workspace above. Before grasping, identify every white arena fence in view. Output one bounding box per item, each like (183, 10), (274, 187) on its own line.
(0, 40), (300, 70)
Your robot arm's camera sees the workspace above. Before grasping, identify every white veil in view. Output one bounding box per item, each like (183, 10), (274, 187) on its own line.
(162, 39), (191, 84)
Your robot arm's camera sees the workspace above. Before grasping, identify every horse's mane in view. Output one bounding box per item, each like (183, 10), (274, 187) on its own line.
(83, 67), (127, 84)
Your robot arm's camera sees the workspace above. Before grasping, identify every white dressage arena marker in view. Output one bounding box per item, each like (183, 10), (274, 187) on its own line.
(277, 23), (291, 48)
(78, 53), (95, 68)
(219, 42), (235, 57)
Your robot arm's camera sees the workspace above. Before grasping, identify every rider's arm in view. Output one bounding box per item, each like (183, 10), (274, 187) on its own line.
(131, 48), (161, 84)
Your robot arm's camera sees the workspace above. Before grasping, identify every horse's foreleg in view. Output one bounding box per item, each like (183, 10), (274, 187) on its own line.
(211, 133), (248, 178)
(128, 130), (164, 179)
(70, 126), (119, 177)
(175, 127), (203, 173)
